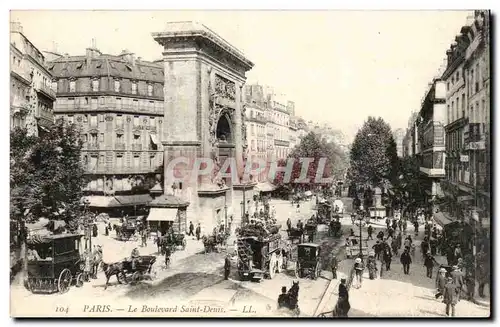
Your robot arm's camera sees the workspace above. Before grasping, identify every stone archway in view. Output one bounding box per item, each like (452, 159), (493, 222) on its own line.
(216, 113), (233, 143)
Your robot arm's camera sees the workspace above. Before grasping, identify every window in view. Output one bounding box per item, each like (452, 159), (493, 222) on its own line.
(475, 63), (480, 91)
(99, 97), (105, 105)
(90, 114), (98, 126)
(134, 134), (141, 144)
(461, 94), (466, 118)
(51, 81), (58, 92)
(92, 79), (99, 92)
(147, 84), (153, 96)
(83, 115), (88, 123)
(91, 97), (98, 109)
(68, 98), (75, 108)
(149, 101), (154, 111)
(99, 155), (105, 165)
(116, 115), (123, 127)
(116, 155), (123, 169)
(451, 76), (454, 85)
(69, 81), (76, 92)
(116, 97), (122, 109)
(133, 155), (140, 168)
(67, 115), (74, 124)
(132, 82), (137, 94)
(114, 80), (120, 92)
(149, 117), (155, 126)
(149, 155), (155, 168)
(133, 99), (139, 110)
(456, 71), (460, 81)
(116, 133), (123, 143)
(470, 69), (474, 94)
(90, 133), (98, 145)
(451, 101), (454, 121)
(99, 133), (104, 142)
(99, 114), (104, 122)
(82, 134), (88, 143)
(133, 116), (140, 127)
(89, 156), (98, 170)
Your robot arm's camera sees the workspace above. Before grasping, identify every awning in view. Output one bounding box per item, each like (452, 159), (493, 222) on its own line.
(84, 196), (120, 208)
(255, 182), (277, 192)
(114, 194), (153, 206)
(38, 125), (49, 132)
(150, 134), (158, 145)
(433, 211), (453, 227)
(147, 207), (178, 222)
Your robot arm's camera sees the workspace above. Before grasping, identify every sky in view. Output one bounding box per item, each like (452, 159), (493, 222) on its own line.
(10, 10), (471, 143)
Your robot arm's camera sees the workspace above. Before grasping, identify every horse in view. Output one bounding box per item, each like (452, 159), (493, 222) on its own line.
(285, 281), (300, 316)
(202, 235), (217, 253)
(91, 246), (103, 278)
(101, 261), (126, 290)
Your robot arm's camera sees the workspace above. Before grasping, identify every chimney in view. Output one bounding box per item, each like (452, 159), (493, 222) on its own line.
(86, 38), (101, 66)
(120, 49), (135, 66)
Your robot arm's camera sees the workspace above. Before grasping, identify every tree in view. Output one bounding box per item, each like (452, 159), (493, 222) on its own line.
(271, 132), (347, 190)
(390, 156), (426, 216)
(348, 117), (399, 187)
(10, 120), (87, 228)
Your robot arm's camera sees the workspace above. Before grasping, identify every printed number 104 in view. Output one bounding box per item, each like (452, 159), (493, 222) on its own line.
(56, 306), (69, 314)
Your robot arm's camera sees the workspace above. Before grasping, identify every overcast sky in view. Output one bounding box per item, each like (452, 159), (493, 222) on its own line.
(11, 10), (471, 142)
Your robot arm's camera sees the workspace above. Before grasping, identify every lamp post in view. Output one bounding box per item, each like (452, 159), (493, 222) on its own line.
(358, 211), (364, 257)
(224, 191), (228, 232)
(240, 185), (247, 225)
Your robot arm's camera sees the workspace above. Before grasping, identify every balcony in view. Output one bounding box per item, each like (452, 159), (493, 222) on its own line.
(10, 65), (31, 84)
(115, 143), (126, 150)
(132, 144), (142, 151)
(36, 83), (56, 100)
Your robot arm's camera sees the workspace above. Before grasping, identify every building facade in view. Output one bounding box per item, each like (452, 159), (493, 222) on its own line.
(267, 93), (292, 160)
(49, 46), (165, 211)
(416, 79), (447, 200)
(392, 128), (405, 157)
(10, 22), (56, 132)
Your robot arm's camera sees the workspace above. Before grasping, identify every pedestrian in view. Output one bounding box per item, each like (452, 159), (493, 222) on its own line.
(164, 245), (171, 268)
(386, 218), (391, 230)
(382, 241), (392, 272)
(367, 224), (373, 240)
(400, 248), (412, 275)
(296, 203), (300, 213)
(377, 230), (384, 241)
(141, 228), (147, 247)
(92, 223), (98, 237)
(367, 251), (378, 280)
(435, 267), (447, 299)
(195, 223), (201, 241)
(297, 220), (304, 231)
(403, 219), (408, 234)
(286, 217), (292, 231)
(277, 286), (288, 309)
(453, 245), (462, 264)
(391, 238), (399, 256)
(349, 228), (355, 237)
(330, 255), (338, 280)
(424, 252), (439, 279)
(105, 225), (109, 236)
(414, 220), (419, 236)
(450, 265), (464, 299)
(372, 240), (382, 260)
(188, 221), (195, 237)
(397, 219), (402, 232)
(388, 226), (394, 239)
(421, 237), (430, 259)
(443, 277), (459, 317)
(353, 257), (364, 288)
(335, 278), (350, 317)
(392, 219), (398, 231)
(224, 254), (231, 280)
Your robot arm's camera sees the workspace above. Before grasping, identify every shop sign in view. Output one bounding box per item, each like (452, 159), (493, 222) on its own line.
(460, 155), (469, 162)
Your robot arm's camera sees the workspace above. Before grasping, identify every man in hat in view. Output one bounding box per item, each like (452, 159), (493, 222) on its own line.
(450, 265), (464, 299)
(224, 254), (231, 280)
(336, 278), (350, 317)
(187, 221), (195, 237)
(367, 224), (373, 240)
(277, 286), (288, 309)
(400, 247), (412, 275)
(424, 252), (439, 279)
(435, 267), (447, 299)
(443, 277), (459, 317)
(354, 257), (364, 288)
(367, 251), (378, 280)
(372, 240), (382, 260)
(130, 247), (140, 270)
(195, 223), (201, 241)
(330, 255), (339, 280)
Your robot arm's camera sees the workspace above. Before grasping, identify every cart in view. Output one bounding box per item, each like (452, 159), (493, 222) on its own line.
(294, 243), (322, 280)
(118, 217), (138, 241)
(314, 202), (332, 224)
(158, 233), (187, 254)
(237, 234), (285, 281)
(117, 255), (157, 285)
(287, 228), (304, 244)
(26, 233), (85, 294)
(345, 237), (369, 259)
(304, 219), (317, 242)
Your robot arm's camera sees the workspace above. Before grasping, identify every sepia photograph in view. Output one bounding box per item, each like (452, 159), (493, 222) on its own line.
(9, 9), (491, 318)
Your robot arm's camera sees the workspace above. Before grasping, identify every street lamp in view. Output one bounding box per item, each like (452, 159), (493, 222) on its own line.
(358, 211), (364, 257)
(240, 184), (247, 225)
(224, 190), (228, 232)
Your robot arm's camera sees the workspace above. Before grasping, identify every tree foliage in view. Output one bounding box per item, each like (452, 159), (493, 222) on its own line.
(390, 156), (426, 214)
(10, 120), (87, 227)
(272, 132), (348, 189)
(348, 116), (399, 187)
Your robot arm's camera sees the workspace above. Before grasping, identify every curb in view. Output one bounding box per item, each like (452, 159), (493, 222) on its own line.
(313, 272), (347, 317)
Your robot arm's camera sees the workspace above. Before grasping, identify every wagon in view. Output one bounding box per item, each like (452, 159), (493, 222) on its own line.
(304, 220), (317, 242)
(118, 255), (157, 285)
(117, 217), (139, 241)
(345, 237), (369, 259)
(237, 234), (285, 281)
(26, 233), (85, 294)
(287, 228), (304, 244)
(158, 233), (187, 254)
(294, 243), (321, 280)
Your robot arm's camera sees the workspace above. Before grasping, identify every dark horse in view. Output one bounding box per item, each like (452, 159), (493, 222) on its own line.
(101, 256), (156, 290)
(279, 281), (300, 316)
(101, 261), (126, 290)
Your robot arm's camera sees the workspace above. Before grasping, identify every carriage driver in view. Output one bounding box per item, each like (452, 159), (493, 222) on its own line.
(131, 247), (140, 270)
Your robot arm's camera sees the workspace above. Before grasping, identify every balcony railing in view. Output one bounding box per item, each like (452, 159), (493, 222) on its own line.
(115, 143), (126, 150)
(10, 64), (31, 82)
(132, 144), (142, 151)
(87, 143), (100, 150)
(36, 83), (56, 100)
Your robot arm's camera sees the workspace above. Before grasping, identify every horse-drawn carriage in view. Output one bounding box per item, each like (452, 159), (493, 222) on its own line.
(102, 255), (157, 289)
(328, 219), (342, 237)
(345, 237), (369, 259)
(293, 243), (322, 280)
(315, 201), (332, 224)
(157, 233), (187, 254)
(202, 231), (229, 253)
(287, 228), (304, 244)
(304, 219), (317, 242)
(237, 233), (287, 281)
(115, 216), (140, 241)
(26, 233), (85, 294)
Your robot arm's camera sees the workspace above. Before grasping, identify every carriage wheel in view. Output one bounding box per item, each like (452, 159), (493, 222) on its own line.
(130, 272), (142, 285)
(182, 239), (187, 250)
(57, 269), (72, 294)
(312, 262), (320, 280)
(294, 262), (301, 279)
(117, 272), (128, 284)
(268, 253), (277, 279)
(75, 273), (84, 287)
